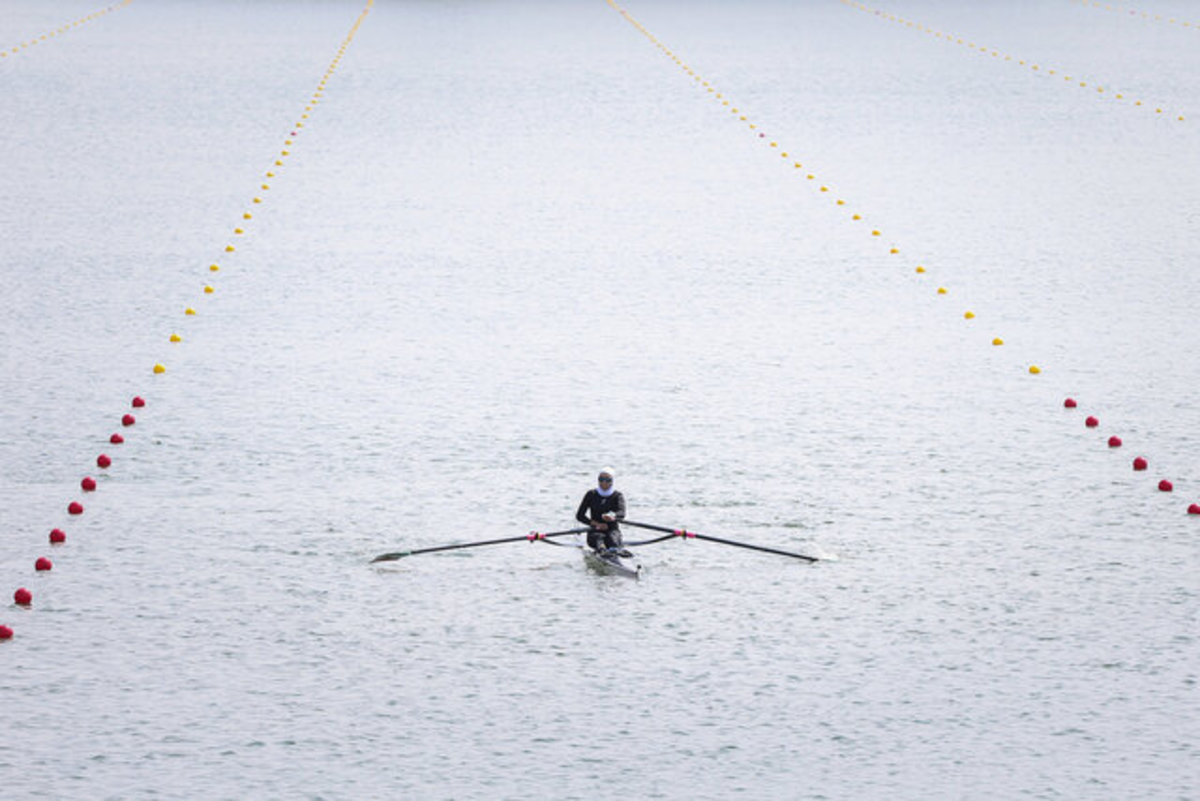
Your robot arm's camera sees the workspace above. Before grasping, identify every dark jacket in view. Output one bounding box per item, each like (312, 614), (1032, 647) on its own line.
(576, 489), (626, 530)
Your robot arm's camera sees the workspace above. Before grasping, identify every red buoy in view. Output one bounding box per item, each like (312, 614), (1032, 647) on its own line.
(1189, 504), (1200, 515)
(35, 557), (52, 572)
(1133, 457), (1148, 471)
(1085, 416), (1099, 428)
(1063, 398), (1077, 408)
(0, 625), (12, 640)
(49, 528), (66, 544)
(81, 476), (97, 492)
(97, 454), (112, 469)
(110, 433), (125, 444)
(1159, 479), (1174, 492)
(1107, 436), (1122, 448)
(14, 588), (32, 606)
(121, 414), (136, 427)
(68, 501), (84, 515)
(132, 396), (146, 408)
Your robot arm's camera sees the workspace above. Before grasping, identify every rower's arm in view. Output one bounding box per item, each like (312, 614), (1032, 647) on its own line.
(613, 492), (626, 522)
(575, 493), (592, 526)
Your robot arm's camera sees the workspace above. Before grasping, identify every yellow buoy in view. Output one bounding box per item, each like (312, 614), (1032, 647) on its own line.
(153, 363), (166, 374)
(225, 245), (235, 252)
(916, 266), (926, 274)
(234, 228), (244, 234)
(170, 334), (182, 343)
(243, 213), (252, 220)
(209, 264), (220, 272)
(253, 197), (263, 203)
(871, 230), (881, 236)
(185, 307), (196, 316)
(890, 248), (899, 254)
(964, 311), (975, 319)
(992, 337), (1004, 346)
(1029, 365), (1041, 374)
(937, 287), (947, 294)
(204, 285), (214, 294)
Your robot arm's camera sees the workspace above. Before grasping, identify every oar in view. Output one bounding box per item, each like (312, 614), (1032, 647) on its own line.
(371, 526), (590, 563)
(623, 520), (818, 563)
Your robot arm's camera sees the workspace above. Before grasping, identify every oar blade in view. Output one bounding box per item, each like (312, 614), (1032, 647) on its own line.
(370, 551), (412, 563)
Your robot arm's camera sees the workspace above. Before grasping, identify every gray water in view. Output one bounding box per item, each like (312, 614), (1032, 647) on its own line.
(1, 1), (1197, 798)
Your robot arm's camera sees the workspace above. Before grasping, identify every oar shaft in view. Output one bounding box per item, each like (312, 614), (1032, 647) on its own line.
(406, 535), (531, 557)
(371, 526), (588, 563)
(622, 520), (816, 562)
(692, 533), (816, 562)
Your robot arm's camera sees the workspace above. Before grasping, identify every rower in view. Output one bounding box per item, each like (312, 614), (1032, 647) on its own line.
(576, 467), (630, 556)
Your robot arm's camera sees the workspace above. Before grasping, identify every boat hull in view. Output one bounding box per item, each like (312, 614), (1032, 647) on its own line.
(583, 547), (641, 579)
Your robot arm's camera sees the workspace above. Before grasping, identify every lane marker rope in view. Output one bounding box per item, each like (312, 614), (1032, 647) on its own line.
(1, 0), (133, 60)
(839, 0), (1186, 122)
(603, 0), (1194, 515)
(2, 0), (374, 644)
(1069, 0), (1200, 31)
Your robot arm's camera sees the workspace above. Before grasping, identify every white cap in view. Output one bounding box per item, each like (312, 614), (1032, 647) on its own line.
(598, 467), (614, 479)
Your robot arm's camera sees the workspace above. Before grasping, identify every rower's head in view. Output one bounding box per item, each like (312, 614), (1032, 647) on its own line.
(598, 467), (614, 488)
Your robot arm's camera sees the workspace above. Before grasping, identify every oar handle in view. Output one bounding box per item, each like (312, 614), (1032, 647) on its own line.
(622, 520), (681, 535)
(530, 526), (592, 539)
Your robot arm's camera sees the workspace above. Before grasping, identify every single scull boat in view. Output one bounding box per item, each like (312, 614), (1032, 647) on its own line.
(369, 521), (817, 572)
(580, 536), (642, 579)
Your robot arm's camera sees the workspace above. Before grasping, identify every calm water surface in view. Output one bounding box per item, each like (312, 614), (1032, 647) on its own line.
(1, 1), (1197, 798)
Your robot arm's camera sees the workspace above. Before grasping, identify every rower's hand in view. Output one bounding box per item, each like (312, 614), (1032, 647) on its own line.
(593, 522), (608, 531)
(601, 513), (615, 522)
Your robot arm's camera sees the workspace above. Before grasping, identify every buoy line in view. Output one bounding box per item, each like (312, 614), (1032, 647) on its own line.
(1, 0), (374, 644)
(601, 0), (1195, 518)
(839, 0), (1186, 122)
(0, 0), (133, 60)
(1069, 0), (1200, 32)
